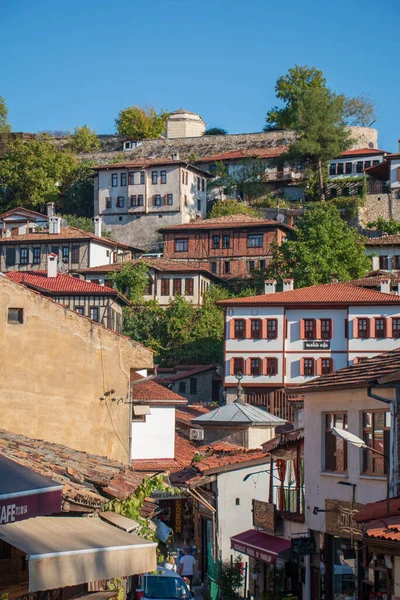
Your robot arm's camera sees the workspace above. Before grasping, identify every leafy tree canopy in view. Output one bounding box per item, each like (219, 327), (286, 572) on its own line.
(115, 105), (169, 140)
(344, 93), (377, 127)
(204, 127), (228, 136)
(208, 199), (259, 219)
(367, 217), (400, 235)
(111, 262), (150, 304)
(0, 96), (11, 133)
(268, 203), (370, 287)
(62, 159), (96, 217)
(67, 125), (100, 153)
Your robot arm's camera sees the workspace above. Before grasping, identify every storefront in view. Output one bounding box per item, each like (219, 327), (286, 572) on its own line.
(151, 489), (195, 546)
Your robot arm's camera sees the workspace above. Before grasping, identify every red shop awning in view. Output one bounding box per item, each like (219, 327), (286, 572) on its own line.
(231, 529), (291, 565)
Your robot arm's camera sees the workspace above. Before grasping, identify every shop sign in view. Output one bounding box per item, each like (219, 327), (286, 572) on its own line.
(151, 490), (188, 500)
(325, 500), (364, 539)
(175, 499), (182, 534)
(303, 341), (330, 350)
(231, 540), (274, 564)
(291, 535), (316, 556)
(252, 500), (276, 534)
(0, 489), (62, 524)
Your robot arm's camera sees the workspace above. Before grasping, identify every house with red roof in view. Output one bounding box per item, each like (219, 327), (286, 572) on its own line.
(328, 147), (389, 179)
(218, 281), (400, 416)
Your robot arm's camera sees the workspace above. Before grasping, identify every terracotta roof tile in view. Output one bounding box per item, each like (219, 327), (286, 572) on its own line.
(0, 226), (131, 249)
(195, 146), (289, 163)
(347, 270), (400, 288)
(131, 431), (201, 472)
(217, 282), (400, 306)
(193, 449), (267, 473)
(365, 235), (400, 246)
(363, 517), (400, 542)
(159, 214), (293, 232)
(0, 206), (47, 220)
(92, 159), (209, 177)
(131, 372), (188, 404)
(262, 428), (304, 453)
(77, 257), (221, 279)
(338, 148), (388, 157)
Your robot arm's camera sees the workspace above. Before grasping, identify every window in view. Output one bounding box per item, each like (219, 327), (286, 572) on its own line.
(345, 162), (352, 174)
(392, 318), (400, 338)
(212, 235), (220, 249)
(234, 319), (244, 339)
(190, 378), (197, 394)
(251, 319), (261, 339)
(222, 234), (230, 249)
(379, 256), (389, 270)
(185, 171), (188, 185)
(121, 173), (127, 186)
(173, 279), (182, 295)
(130, 195), (137, 207)
(140, 171), (145, 184)
(8, 308), (23, 324)
(167, 194), (173, 205)
(364, 161), (371, 169)
(337, 163), (344, 175)
(182, 170), (185, 184)
(20, 248), (28, 265)
(358, 318), (369, 338)
(259, 260), (266, 270)
(138, 195), (143, 206)
(129, 172), (135, 185)
(161, 171), (167, 184)
(184, 278), (194, 296)
(71, 246), (79, 264)
(152, 171), (158, 184)
(362, 411), (390, 474)
(111, 174), (118, 187)
(202, 179), (205, 192)
(90, 307), (99, 322)
(6, 247), (15, 267)
(179, 382), (186, 393)
(250, 358), (261, 375)
(329, 164), (336, 175)
(175, 239), (188, 252)
(154, 195), (162, 206)
(373, 160), (380, 166)
(247, 234), (263, 248)
(144, 280), (153, 295)
(267, 357), (278, 376)
(394, 256), (400, 269)
(160, 279), (170, 296)
(197, 177), (201, 191)
(267, 319), (278, 339)
(321, 319), (332, 340)
(106, 197), (112, 209)
(303, 358), (315, 376)
(233, 358), (244, 375)
(75, 306), (84, 315)
(321, 358), (333, 375)
(211, 261), (217, 274)
(325, 413), (348, 472)
(116, 196), (124, 208)
(375, 318), (386, 338)
(184, 195), (188, 207)
(224, 261), (230, 274)
(304, 319), (316, 339)
(33, 247), (41, 264)
(197, 199), (201, 211)
(356, 161), (363, 173)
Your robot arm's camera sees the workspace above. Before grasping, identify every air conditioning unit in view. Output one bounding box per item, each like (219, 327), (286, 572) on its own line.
(189, 428), (204, 441)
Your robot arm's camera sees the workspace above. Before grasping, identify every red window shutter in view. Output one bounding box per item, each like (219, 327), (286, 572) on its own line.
(316, 319), (322, 340)
(230, 358), (235, 375)
(262, 319), (268, 339)
(388, 318), (394, 338)
(371, 317), (376, 338)
(245, 358), (252, 375)
(366, 318), (371, 338)
(229, 320), (235, 339)
(300, 358), (304, 376)
(330, 357), (334, 372)
(153, 195), (156, 206)
(245, 320), (252, 339)
(164, 194), (168, 205)
(300, 320), (305, 339)
(353, 357), (358, 365)
(264, 357), (269, 375)
(316, 358), (322, 376)
(397, 167), (400, 182)
(353, 318), (358, 339)
(284, 316), (287, 338)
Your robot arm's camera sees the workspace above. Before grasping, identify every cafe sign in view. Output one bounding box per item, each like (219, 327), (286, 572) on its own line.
(303, 341), (331, 350)
(325, 500), (364, 540)
(253, 500), (276, 534)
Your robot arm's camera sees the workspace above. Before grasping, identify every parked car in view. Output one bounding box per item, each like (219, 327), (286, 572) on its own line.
(137, 566), (192, 600)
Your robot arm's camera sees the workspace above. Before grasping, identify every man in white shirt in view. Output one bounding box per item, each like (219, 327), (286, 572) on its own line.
(178, 548), (196, 586)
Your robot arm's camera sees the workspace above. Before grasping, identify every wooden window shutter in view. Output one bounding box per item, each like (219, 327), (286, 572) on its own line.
(229, 320), (235, 339)
(300, 319), (305, 340)
(397, 167), (400, 182)
(164, 194), (168, 205)
(262, 319), (268, 339)
(383, 317), (387, 338)
(263, 357), (269, 375)
(371, 317), (376, 338)
(284, 316), (287, 338)
(316, 358), (322, 376)
(366, 318), (371, 338)
(245, 358), (252, 375)
(388, 317), (393, 338)
(330, 357), (334, 372)
(353, 318), (358, 339)
(245, 320), (252, 339)
(300, 358), (304, 376)
(153, 195), (156, 206)
(316, 319), (322, 340)
(230, 358), (235, 375)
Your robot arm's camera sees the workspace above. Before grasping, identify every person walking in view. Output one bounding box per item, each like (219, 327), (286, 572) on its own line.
(178, 548), (196, 587)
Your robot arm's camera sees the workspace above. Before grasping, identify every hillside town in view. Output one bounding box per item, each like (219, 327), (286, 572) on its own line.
(1, 16), (400, 598)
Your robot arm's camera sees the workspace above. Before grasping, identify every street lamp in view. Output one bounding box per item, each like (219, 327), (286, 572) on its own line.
(332, 427), (390, 517)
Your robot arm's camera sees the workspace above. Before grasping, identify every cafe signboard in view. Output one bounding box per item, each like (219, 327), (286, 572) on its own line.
(303, 341), (331, 350)
(325, 500), (364, 540)
(253, 500), (276, 534)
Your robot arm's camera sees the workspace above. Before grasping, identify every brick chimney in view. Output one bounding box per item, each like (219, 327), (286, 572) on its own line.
(47, 253), (58, 278)
(264, 280), (276, 294)
(94, 216), (102, 238)
(49, 216), (61, 235)
(47, 202), (55, 218)
(380, 278), (391, 294)
(283, 279), (294, 292)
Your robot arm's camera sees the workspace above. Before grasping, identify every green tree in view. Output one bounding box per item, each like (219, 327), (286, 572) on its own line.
(62, 160), (96, 217)
(67, 125), (100, 153)
(115, 105), (169, 139)
(204, 127), (228, 135)
(285, 88), (351, 199)
(111, 262), (150, 303)
(344, 93), (377, 127)
(264, 65), (326, 130)
(367, 217), (400, 235)
(0, 96), (11, 133)
(208, 199), (259, 219)
(268, 203), (370, 287)
(0, 135), (78, 208)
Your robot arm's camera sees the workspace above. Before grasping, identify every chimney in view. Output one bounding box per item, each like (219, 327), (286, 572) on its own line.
(47, 202), (55, 218)
(49, 216), (61, 235)
(93, 216), (102, 238)
(380, 278), (391, 294)
(171, 151), (180, 161)
(287, 216), (294, 227)
(372, 256), (380, 271)
(264, 280), (276, 294)
(47, 253), (58, 278)
(283, 279), (294, 292)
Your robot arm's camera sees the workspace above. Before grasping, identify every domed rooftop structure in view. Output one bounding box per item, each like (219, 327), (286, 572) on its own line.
(166, 109), (206, 139)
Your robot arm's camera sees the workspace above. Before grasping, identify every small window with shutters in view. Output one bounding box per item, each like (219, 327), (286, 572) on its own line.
(303, 358), (315, 376)
(375, 318), (385, 338)
(358, 318), (369, 338)
(233, 358), (244, 375)
(251, 319), (261, 339)
(250, 358), (261, 376)
(321, 358), (333, 375)
(379, 256), (389, 270)
(321, 319), (332, 340)
(267, 319), (278, 339)
(267, 357), (278, 376)
(392, 318), (400, 338)
(304, 319), (315, 339)
(234, 319), (244, 339)
(325, 413), (348, 472)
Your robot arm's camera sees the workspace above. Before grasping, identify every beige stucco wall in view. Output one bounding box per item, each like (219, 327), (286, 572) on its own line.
(0, 277), (153, 464)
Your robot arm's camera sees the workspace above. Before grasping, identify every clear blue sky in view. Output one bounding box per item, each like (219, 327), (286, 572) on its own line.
(2, 0), (399, 150)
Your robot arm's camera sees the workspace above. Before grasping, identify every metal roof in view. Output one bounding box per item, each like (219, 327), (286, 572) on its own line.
(0, 454), (62, 499)
(192, 402), (286, 426)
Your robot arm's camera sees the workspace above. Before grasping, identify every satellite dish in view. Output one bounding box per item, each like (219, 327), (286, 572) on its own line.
(276, 213), (285, 224)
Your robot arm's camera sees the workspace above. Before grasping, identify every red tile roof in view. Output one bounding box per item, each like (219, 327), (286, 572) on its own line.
(0, 206), (47, 220)
(195, 147), (289, 163)
(159, 214), (293, 233)
(363, 518), (400, 542)
(365, 235), (400, 246)
(385, 153), (400, 160)
(193, 449), (267, 473)
(338, 148), (388, 157)
(131, 431), (201, 472)
(5, 271), (129, 303)
(131, 372), (188, 404)
(348, 270), (400, 289)
(0, 226), (131, 249)
(92, 159), (209, 176)
(217, 282), (400, 306)
(77, 257), (221, 279)
(262, 428), (304, 454)
(291, 347), (400, 393)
